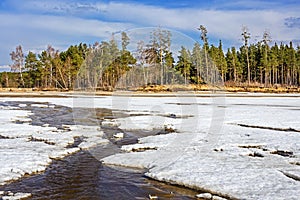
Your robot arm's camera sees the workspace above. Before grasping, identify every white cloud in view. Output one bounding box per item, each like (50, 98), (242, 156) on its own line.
(4, 0), (300, 43)
(0, 13), (135, 65)
(1, 0), (300, 65)
(90, 2), (300, 45)
(0, 65), (10, 72)
(0, 13), (134, 38)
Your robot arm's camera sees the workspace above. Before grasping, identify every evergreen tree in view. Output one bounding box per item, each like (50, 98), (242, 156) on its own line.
(287, 41), (297, 85)
(269, 43), (279, 85)
(176, 46), (192, 85)
(25, 51), (41, 87)
(249, 44), (259, 83)
(296, 46), (300, 86)
(198, 25), (209, 81)
(6, 26), (300, 90)
(262, 31), (271, 85)
(217, 40), (227, 82)
(226, 47), (242, 83)
(241, 26), (251, 84)
(278, 43), (286, 85)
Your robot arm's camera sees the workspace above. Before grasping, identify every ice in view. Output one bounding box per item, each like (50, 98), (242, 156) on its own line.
(75, 126), (109, 149)
(113, 132), (124, 139)
(117, 115), (178, 131)
(121, 133), (179, 152)
(1, 95), (300, 199)
(30, 103), (49, 108)
(0, 191), (32, 200)
(225, 97), (300, 130)
(196, 193), (212, 199)
(0, 102), (106, 186)
(18, 103), (27, 107)
(0, 138), (54, 184)
(101, 119), (120, 127)
(102, 95), (300, 200)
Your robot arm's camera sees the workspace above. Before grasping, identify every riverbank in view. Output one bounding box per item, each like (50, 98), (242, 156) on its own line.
(0, 87), (300, 98)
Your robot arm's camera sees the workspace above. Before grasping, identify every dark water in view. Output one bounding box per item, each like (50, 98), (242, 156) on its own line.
(0, 101), (198, 199)
(0, 151), (196, 200)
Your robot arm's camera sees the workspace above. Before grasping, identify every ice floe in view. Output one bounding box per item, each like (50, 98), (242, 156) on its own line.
(0, 191), (32, 200)
(102, 96), (300, 200)
(0, 101), (106, 187)
(1, 95), (299, 199)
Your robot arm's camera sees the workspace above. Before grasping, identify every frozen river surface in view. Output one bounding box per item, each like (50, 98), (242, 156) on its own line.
(0, 94), (299, 199)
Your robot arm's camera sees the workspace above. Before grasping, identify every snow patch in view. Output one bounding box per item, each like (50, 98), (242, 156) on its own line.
(102, 96), (300, 200)
(0, 191), (32, 200)
(0, 103), (106, 186)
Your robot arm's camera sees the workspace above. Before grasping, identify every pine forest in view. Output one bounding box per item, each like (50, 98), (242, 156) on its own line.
(2, 26), (300, 91)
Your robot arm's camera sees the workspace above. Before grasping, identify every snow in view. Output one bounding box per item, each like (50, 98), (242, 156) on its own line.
(101, 119), (121, 127)
(0, 191), (32, 200)
(0, 95), (300, 199)
(113, 132), (124, 139)
(101, 95), (300, 200)
(196, 193), (212, 199)
(30, 103), (49, 108)
(0, 101), (107, 188)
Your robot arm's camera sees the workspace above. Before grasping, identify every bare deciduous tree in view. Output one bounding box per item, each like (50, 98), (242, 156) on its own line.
(10, 45), (25, 87)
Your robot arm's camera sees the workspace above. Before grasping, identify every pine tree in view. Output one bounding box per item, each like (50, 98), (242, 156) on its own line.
(262, 31), (271, 85)
(269, 43), (279, 85)
(241, 26), (251, 85)
(25, 51), (41, 87)
(198, 25), (209, 81)
(288, 41), (297, 85)
(176, 46), (192, 85)
(217, 40), (227, 82)
(278, 43), (286, 85)
(296, 46), (300, 86)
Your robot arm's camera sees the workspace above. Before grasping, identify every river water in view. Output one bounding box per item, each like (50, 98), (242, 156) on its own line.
(0, 100), (198, 199)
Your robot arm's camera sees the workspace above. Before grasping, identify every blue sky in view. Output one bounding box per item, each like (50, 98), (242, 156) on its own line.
(1, 0), (300, 68)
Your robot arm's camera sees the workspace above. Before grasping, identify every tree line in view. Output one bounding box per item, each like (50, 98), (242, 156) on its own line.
(1, 26), (300, 90)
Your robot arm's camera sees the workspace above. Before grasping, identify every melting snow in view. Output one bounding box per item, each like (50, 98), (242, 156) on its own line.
(101, 95), (300, 200)
(0, 95), (300, 199)
(0, 100), (106, 188)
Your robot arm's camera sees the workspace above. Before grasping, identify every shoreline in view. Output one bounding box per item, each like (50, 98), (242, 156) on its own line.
(0, 89), (300, 98)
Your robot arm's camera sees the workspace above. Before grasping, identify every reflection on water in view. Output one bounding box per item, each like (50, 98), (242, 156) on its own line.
(0, 151), (196, 200)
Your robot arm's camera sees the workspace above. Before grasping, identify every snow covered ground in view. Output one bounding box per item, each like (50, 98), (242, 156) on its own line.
(0, 94), (300, 199)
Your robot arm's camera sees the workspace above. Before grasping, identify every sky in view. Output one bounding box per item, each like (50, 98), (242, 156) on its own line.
(1, 0), (300, 69)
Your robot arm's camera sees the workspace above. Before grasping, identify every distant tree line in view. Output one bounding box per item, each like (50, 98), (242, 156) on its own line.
(1, 26), (300, 90)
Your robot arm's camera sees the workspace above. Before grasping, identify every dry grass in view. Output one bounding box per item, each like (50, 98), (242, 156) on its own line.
(136, 83), (300, 93)
(0, 83), (299, 94)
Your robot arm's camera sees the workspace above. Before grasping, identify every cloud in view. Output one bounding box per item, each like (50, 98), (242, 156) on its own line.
(0, 65), (10, 72)
(3, 0), (300, 43)
(211, 0), (298, 10)
(3, 0), (107, 17)
(92, 2), (300, 44)
(1, 0), (300, 65)
(0, 12), (135, 65)
(285, 17), (300, 28)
